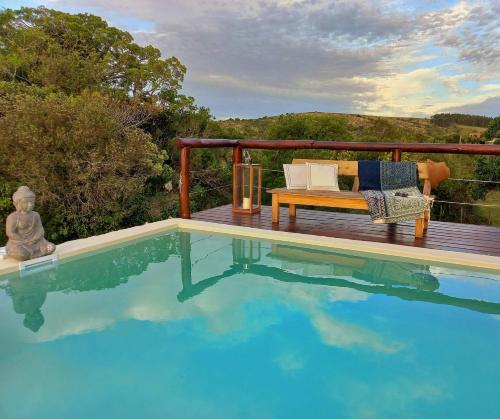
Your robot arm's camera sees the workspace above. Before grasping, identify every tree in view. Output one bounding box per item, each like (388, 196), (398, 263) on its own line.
(0, 6), (216, 243)
(484, 116), (500, 140)
(0, 7), (186, 104)
(0, 92), (165, 243)
(431, 113), (492, 128)
(266, 113), (352, 140)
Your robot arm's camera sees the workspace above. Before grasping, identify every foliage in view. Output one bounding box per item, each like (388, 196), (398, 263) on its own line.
(0, 179), (14, 244)
(0, 6), (217, 244)
(484, 116), (500, 140)
(266, 113), (352, 140)
(473, 156), (500, 200)
(431, 113), (492, 128)
(205, 120), (245, 139)
(0, 7), (186, 104)
(0, 92), (165, 243)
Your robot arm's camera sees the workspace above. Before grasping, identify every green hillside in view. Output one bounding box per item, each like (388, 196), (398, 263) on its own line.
(208, 112), (487, 143)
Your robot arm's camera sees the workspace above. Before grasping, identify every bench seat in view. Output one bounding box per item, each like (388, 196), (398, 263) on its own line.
(267, 188), (369, 210)
(267, 159), (437, 238)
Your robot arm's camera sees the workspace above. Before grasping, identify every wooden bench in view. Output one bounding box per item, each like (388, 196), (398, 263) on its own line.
(267, 159), (433, 238)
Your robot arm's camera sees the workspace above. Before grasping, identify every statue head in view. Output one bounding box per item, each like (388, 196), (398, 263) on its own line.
(24, 310), (45, 332)
(13, 186), (36, 213)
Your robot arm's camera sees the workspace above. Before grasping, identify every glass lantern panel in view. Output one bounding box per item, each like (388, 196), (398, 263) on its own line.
(232, 238), (261, 264)
(252, 165), (260, 209)
(240, 165), (252, 210)
(234, 164), (251, 210)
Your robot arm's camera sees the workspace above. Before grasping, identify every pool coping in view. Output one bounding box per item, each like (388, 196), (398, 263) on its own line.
(0, 218), (499, 276)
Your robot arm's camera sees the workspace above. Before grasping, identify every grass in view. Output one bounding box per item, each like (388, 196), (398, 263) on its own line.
(475, 190), (500, 226)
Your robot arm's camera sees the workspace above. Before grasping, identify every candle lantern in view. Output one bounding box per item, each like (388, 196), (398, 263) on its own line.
(232, 238), (261, 271)
(233, 162), (262, 214)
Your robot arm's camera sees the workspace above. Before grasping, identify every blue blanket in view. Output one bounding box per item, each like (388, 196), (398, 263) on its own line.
(359, 161), (427, 223)
(380, 161), (418, 190)
(358, 160), (381, 190)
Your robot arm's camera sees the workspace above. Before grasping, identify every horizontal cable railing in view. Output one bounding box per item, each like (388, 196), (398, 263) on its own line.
(189, 183), (233, 196)
(448, 178), (500, 184)
(433, 200), (500, 208)
(185, 171), (499, 209)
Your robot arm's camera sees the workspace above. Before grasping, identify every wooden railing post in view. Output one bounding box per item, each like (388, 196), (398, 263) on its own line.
(233, 145), (243, 165)
(392, 148), (401, 162)
(179, 146), (191, 218)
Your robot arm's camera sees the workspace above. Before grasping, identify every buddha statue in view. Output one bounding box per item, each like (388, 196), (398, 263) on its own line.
(5, 186), (56, 261)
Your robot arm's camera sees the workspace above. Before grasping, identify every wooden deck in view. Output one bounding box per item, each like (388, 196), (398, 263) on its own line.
(192, 204), (500, 256)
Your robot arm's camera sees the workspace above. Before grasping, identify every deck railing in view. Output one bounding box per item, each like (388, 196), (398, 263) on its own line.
(175, 138), (500, 219)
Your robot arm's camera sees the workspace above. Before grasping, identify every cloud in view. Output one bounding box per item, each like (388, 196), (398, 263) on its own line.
(310, 310), (404, 354)
(40, 0), (500, 116)
(438, 95), (500, 117)
(434, 2), (500, 69)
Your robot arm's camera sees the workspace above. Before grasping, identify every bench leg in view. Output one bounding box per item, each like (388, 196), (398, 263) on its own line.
(272, 194), (280, 223)
(424, 209), (430, 230)
(415, 217), (424, 238)
(289, 203), (296, 219)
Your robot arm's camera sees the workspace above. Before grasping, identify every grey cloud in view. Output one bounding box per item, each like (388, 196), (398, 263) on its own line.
(63, 0), (415, 82)
(134, 0), (407, 105)
(436, 2), (500, 68)
(50, 0), (500, 117)
(307, 2), (415, 44)
(439, 96), (500, 117)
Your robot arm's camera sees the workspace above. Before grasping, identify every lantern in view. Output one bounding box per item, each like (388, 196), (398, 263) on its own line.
(232, 162), (262, 214)
(232, 238), (261, 271)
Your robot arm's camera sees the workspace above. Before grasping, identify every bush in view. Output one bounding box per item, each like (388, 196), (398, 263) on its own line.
(484, 116), (500, 140)
(266, 114), (352, 140)
(0, 92), (165, 244)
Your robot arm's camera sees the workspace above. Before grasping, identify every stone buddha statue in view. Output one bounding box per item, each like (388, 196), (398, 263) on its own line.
(5, 186), (56, 261)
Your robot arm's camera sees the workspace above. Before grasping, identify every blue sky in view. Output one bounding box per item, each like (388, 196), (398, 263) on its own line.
(2, 0), (499, 118)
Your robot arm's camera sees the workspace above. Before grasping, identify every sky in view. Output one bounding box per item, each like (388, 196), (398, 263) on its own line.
(2, 0), (499, 119)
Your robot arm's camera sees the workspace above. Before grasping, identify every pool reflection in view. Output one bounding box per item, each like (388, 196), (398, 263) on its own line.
(178, 233), (499, 316)
(1, 231), (499, 335)
(2, 233), (179, 332)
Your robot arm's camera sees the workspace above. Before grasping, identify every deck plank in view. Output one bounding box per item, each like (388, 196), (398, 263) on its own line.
(191, 204), (500, 256)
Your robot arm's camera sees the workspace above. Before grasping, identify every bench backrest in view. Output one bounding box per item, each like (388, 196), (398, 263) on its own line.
(291, 159), (431, 194)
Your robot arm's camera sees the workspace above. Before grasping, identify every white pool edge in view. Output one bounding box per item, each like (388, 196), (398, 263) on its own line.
(0, 218), (499, 276)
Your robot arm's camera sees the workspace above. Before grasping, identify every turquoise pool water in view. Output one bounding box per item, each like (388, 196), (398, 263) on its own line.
(0, 231), (499, 419)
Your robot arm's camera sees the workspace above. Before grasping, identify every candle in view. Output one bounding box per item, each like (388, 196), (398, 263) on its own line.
(242, 197), (251, 210)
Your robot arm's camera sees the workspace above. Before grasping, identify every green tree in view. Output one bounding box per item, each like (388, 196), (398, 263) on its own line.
(266, 113), (352, 140)
(431, 113), (492, 128)
(0, 7), (186, 103)
(0, 92), (165, 243)
(0, 6), (216, 243)
(484, 116), (500, 140)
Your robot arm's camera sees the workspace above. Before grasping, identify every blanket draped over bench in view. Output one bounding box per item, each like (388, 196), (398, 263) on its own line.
(359, 161), (428, 224)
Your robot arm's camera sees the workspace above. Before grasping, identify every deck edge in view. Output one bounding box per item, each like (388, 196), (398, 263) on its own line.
(1, 217), (498, 276)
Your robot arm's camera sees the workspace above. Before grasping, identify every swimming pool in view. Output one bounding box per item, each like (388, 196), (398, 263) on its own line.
(0, 229), (499, 418)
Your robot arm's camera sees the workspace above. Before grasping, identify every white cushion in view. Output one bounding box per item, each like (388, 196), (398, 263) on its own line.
(306, 162), (340, 191)
(283, 164), (307, 189)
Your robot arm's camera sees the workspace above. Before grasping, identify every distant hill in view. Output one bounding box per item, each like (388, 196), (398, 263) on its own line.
(209, 112), (488, 143)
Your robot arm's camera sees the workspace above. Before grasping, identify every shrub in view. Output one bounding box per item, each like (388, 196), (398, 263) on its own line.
(0, 92), (165, 244)
(266, 114), (352, 141)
